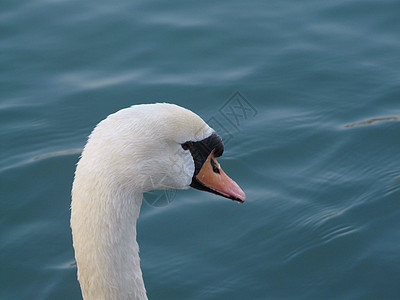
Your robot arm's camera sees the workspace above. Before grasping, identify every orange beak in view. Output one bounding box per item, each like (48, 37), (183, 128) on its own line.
(195, 150), (245, 203)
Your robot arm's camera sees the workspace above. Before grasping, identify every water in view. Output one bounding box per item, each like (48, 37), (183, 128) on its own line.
(1, 0), (400, 299)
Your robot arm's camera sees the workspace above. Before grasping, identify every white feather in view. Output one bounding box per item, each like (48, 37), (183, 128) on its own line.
(71, 103), (213, 300)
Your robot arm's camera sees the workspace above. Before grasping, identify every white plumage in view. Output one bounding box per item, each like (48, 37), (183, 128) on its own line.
(71, 103), (214, 300)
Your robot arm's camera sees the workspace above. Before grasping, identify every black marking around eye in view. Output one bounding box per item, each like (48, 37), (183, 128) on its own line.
(181, 132), (224, 177)
(181, 141), (193, 150)
(184, 132), (243, 202)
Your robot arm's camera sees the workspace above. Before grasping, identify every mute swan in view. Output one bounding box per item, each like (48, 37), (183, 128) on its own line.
(71, 103), (245, 300)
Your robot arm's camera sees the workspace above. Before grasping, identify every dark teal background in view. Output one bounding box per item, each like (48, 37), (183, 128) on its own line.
(1, 0), (400, 299)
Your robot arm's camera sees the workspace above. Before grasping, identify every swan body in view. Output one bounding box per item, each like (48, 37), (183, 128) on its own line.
(71, 103), (245, 300)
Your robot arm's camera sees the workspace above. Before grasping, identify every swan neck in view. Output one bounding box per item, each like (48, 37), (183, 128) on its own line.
(71, 181), (147, 300)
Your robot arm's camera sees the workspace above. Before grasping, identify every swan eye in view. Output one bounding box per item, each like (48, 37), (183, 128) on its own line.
(210, 158), (220, 174)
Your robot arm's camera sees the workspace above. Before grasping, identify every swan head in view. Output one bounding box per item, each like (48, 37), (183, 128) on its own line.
(77, 103), (245, 202)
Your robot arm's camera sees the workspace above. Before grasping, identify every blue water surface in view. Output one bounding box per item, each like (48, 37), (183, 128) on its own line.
(1, 0), (400, 299)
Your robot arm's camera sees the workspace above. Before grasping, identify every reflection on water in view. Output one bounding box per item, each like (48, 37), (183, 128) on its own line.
(32, 149), (83, 162)
(344, 116), (400, 128)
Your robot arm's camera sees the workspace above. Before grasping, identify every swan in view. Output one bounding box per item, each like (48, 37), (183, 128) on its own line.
(70, 103), (245, 300)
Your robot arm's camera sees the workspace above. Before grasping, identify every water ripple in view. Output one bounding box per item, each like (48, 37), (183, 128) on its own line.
(284, 223), (359, 263)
